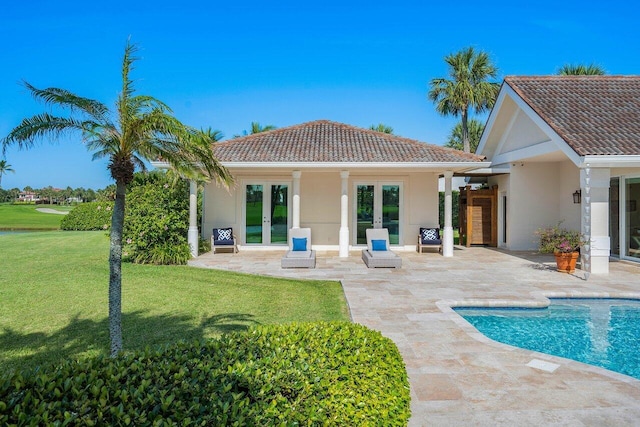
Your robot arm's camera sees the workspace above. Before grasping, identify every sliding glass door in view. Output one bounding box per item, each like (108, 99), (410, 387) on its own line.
(625, 177), (640, 259)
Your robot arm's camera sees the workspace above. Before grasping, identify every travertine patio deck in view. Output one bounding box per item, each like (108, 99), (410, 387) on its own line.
(189, 246), (640, 426)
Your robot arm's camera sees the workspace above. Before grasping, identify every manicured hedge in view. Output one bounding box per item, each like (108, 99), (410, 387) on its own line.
(0, 322), (410, 426)
(60, 201), (113, 231)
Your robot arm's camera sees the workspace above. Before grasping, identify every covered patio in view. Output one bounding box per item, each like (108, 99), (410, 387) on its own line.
(190, 247), (640, 425)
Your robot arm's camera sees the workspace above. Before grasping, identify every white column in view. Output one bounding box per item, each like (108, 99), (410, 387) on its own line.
(339, 171), (350, 257)
(581, 166), (610, 274)
(292, 170), (301, 229)
(188, 180), (199, 257)
(442, 171), (454, 257)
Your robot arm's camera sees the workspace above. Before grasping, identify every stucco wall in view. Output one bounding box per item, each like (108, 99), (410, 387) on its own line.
(490, 160), (580, 251)
(202, 170), (440, 249)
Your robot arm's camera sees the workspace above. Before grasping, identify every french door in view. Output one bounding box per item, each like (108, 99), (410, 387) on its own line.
(355, 183), (402, 245)
(245, 182), (289, 245)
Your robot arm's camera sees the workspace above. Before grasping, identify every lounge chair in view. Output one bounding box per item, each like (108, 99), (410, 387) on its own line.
(211, 227), (238, 254)
(362, 228), (401, 268)
(281, 228), (316, 268)
(417, 227), (442, 253)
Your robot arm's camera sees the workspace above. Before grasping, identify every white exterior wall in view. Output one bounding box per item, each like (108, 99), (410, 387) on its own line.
(202, 170), (440, 249)
(490, 160), (580, 251)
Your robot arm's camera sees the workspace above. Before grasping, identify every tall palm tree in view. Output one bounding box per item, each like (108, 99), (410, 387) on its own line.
(2, 41), (232, 357)
(445, 118), (485, 153)
(369, 123), (394, 134)
(233, 122), (277, 138)
(558, 63), (606, 75)
(0, 159), (15, 188)
(428, 46), (499, 153)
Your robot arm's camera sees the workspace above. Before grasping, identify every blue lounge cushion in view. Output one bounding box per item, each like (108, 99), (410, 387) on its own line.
(292, 237), (307, 251)
(371, 239), (387, 251)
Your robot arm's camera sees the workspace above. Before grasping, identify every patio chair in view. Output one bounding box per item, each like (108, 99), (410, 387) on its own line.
(281, 228), (316, 268)
(211, 227), (238, 254)
(417, 227), (442, 253)
(362, 228), (401, 268)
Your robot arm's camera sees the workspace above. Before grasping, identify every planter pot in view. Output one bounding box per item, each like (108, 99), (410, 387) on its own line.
(554, 251), (579, 273)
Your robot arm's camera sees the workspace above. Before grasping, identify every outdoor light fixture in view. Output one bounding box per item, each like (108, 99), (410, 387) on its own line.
(573, 189), (582, 204)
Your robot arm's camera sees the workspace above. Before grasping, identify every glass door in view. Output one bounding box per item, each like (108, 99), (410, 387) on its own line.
(382, 185), (400, 245)
(610, 178), (620, 256)
(355, 183), (401, 245)
(356, 185), (375, 245)
(625, 177), (640, 259)
(245, 183), (289, 245)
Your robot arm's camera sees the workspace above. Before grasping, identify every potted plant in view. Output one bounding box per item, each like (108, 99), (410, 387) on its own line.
(536, 223), (585, 273)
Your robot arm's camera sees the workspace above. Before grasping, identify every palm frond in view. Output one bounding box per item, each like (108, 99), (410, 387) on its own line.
(3, 113), (92, 149)
(23, 82), (110, 121)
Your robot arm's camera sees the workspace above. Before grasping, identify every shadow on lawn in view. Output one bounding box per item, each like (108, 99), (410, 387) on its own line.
(0, 310), (258, 375)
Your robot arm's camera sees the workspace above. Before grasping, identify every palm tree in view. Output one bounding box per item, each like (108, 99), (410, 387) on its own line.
(428, 46), (499, 153)
(2, 41), (233, 357)
(0, 159), (15, 188)
(445, 118), (485, 153)
(369, 123), (394, 134)
(558, 63), (606, 75)
(200, 127), (224, 142)
(233, 122), (277, 138)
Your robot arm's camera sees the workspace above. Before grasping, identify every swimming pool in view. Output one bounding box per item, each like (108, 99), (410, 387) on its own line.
(455, 299), (640, 380)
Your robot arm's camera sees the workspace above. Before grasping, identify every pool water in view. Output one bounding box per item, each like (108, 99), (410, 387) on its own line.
(455, 299), (640, 380)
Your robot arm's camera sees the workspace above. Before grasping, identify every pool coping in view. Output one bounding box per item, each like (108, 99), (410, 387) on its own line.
(437, 291), (640, 386)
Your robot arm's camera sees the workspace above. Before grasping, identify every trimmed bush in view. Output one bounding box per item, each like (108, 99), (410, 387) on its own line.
(60, 201), (113, 231)
(0, 322), (410, 426)
(123, 175), (191, 265)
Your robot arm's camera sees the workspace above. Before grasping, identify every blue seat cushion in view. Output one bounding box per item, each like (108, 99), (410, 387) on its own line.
(213, 228), (234, 245)
(420, 228), (441, 244)
(371, 239), (387, 251)
(292, 237), (307, 251)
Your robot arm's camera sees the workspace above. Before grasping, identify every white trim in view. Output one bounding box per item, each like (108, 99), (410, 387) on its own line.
(493, 107), (520, 158)
(581, 156), (640, 168)
(476, 86), (508, 155)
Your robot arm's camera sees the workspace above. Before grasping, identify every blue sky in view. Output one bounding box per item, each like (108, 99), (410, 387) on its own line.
(1, 0), (639, 190)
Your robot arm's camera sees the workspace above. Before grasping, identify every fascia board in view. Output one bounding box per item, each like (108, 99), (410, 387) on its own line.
(581, 156), (640, 168)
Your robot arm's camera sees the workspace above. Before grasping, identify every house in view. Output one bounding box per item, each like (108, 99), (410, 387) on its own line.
(196, 120), (489, 257)
(16, 191), (39, 202)
(476, 76), (640, 274)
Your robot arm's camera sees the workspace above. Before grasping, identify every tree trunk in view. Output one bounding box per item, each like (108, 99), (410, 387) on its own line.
(461, 110), (470, 153)
(109, 180), (126, 357)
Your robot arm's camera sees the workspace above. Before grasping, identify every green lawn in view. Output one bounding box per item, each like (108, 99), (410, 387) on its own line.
(0, 203), (73, 230)
(0, 231), (350, 375)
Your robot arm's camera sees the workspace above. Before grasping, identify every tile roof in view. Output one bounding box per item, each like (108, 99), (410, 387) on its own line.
(505, 76), (640, 156)
(213, 120), (485, 164)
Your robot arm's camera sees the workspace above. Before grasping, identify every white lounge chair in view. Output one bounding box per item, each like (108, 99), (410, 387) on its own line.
(362, 228), (401, 268)
(281, 228), (316, 268)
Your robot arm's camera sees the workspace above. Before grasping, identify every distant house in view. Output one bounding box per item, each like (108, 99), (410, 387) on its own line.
(16, 191), (39, 202)
(477, 76), (640, 274)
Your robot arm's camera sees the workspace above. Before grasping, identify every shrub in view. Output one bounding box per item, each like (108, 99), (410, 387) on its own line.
(123, 174), (191, 265)
(60, 201), (113, 231)
(0, 322), (410, 426)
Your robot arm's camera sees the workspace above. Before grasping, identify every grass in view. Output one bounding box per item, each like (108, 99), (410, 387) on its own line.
(0, 203), (73, 230)
(0, 231), (350, 375)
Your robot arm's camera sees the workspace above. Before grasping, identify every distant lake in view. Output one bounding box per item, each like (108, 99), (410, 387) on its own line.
(0, 231), (31, 236)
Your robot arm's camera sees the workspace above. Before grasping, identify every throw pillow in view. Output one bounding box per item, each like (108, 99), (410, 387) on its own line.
(292, 237), (307, 251)
(217, 228), (232, 241)
(371, 239), (387, 251)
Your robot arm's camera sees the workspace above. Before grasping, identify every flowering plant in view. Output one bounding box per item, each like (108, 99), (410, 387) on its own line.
(536, 223), (586, 254)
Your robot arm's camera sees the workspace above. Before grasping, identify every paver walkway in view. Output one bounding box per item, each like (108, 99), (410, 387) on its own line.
(190, 246), (640, 426)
